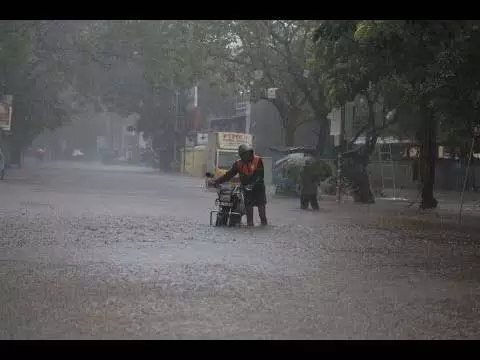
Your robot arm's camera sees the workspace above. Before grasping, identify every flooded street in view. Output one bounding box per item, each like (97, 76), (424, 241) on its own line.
(1, 161), (479, 339)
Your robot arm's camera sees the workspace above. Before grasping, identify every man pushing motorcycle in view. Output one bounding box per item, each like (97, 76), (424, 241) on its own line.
(208, 144), (268, 226)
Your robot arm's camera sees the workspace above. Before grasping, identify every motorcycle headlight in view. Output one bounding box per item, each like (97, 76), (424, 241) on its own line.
(220, 194), (231, 202)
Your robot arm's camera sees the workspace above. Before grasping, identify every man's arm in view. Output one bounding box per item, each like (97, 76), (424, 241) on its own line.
(245, 158), (264, 185)
(214, 164), (239, 185)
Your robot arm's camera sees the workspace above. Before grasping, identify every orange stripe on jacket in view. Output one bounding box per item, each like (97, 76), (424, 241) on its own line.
(235, 155), (261, 175)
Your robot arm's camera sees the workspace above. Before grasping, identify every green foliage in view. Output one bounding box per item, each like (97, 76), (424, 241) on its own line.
(314, 20), (409, 148)
(311, 158), (333, 181)
(0, 21), (82, 149)
(79, 21), (218, 92)
(335, 20), (480, 207)
(1, 20), (334, 150)
(199, 20), (329, 145)
(0, 22), (34, 78)
(313, 20), (480, 147)
(350, 20), (480, 141)
(7, 19), (480, 163)
(278, 158), (332, 188)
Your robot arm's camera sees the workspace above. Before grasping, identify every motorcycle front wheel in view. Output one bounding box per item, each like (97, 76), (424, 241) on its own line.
(215, 211), (228, 227)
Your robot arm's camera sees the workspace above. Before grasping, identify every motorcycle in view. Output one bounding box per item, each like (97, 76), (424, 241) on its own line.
(206, 172), (252, 227)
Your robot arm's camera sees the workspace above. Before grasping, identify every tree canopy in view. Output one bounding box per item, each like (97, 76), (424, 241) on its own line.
(0, 21), (84, 151)
(315, 20), (480, 208)
(201, 20), (330, 148)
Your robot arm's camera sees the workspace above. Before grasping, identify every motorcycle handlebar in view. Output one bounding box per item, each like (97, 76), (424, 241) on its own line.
(209, 178), (260, 191)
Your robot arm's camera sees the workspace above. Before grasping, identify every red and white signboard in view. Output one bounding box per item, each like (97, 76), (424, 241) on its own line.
(0, 97), (12, 131)
(217, 132), (253, 150)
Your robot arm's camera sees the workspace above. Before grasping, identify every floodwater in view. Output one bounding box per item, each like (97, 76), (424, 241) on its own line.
(0, 160), (479, 339)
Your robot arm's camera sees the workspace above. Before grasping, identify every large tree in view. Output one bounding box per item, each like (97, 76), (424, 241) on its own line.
(313, 20), (407, 203)
(202, 20), (331, 150)
(77, 21), (214, 131)
(72, 21), (333, 151)
(350, 20), (480, 209)
(0, 21), (86, 160)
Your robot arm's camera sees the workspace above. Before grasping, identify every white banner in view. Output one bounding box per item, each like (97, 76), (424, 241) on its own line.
(329, 103), (355, 139)
(328, 107), (341, 136)
(0, 100), (12, 131)
(217, 132), (253, 150)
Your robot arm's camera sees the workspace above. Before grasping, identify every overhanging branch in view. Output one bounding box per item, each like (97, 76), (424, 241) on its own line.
(348, 108), (400, 147)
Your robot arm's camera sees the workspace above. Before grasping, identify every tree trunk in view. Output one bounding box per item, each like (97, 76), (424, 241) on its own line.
(419, 107), (438, 209)
(283, 108), (300, 147)
(342, 147), (375, 204)
(284, 128), (295, 147)
(353, 168), (375, 203)
(355, 152), (375, 203)
(341, 98), (377, 204)
(470, 154), (476, 191)
(461, 145), (476, 192)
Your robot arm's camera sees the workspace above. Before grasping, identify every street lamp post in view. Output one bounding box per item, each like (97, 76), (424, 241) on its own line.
(459, 124), (480, 224)
(174, 90), (179, 163)
(336, 104), (346, 203)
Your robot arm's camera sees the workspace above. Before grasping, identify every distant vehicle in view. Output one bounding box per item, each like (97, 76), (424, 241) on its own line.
(35, 147), (46, 161)
(72, 149), (85, 160)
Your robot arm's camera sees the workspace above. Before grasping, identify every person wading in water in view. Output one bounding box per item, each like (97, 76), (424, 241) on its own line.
(208, 144), (268, 226)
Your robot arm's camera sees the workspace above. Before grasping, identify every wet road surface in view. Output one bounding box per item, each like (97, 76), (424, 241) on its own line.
(1, 161), (479, 339)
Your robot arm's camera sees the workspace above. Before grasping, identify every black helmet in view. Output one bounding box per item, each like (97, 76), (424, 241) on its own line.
(238, 143), (253, 156)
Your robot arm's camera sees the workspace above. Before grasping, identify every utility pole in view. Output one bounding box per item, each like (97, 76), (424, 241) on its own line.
(245, 101), (251, 134)
(458, 125), (480, 224)
(336, 104), (346, 202)
(106, 115), (111, 151)
(174, 90), (179, 162)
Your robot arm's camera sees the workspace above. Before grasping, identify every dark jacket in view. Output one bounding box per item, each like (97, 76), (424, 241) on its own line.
(215, 155), (265, 187)
(0, 150), (5, 170)
(300, 163), (320, 195)
(215, 155), (266, 206)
